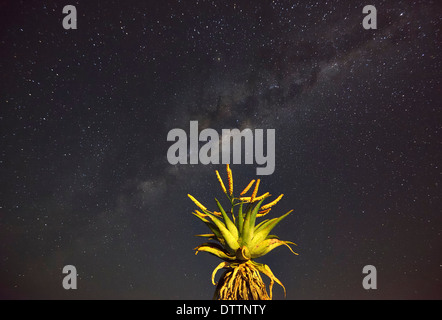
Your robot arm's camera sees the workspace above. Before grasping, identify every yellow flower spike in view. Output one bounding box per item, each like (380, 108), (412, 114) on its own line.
(194, 210), (207, 217)
(240, 179), (255, 196)
(250, 179), (260, 202)
(226, 164), (233, 196)
(239, 193), (268, 203)
(253, 192), (270, 202)
(188, 194), (207, 211)
(215, 170), (227, 194)
(257, 208), (271, 217)
(261, 194), (284, 210)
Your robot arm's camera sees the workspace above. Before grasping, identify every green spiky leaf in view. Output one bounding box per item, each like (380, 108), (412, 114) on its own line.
(241, 198), (266, 245)
(215, 198), (238, 239)
(194, 243), (236, 261)
(250, 210), (293, 246)
(195, 233), (216, 238)
(250, 238), (298, 259)
(254, 219), (269, 233)
(206, 212), (240, 253)
(248, 196), (270, 232)
(236, 202), (244, 234)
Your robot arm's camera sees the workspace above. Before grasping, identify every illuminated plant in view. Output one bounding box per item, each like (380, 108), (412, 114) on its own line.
(188, 165), (298, 300)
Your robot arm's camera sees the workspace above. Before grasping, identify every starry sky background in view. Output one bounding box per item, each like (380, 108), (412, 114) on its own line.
(0, 0), (441, 299)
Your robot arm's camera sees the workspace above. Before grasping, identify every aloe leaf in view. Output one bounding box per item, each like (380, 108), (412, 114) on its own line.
(252, 262), (286, 299)
(192, 212), (209, 223)
(248, 197), (269, 231)
(194, 233), (218, 242)
(242, 199), (265, 245)
(236, 202), (244, 235)
(240, 204), (253, 245)
(206, 212), (240, 253)
(192, 212), (227, 246)
(194, 243), (236, 261)
(254, 219), (269, 233)
(194, 233), (216, 238)
(251, 210), (293, 246)
(211, 261), (230, 285)
(250, 238), (298, 259)
(215, 198), (238, 239)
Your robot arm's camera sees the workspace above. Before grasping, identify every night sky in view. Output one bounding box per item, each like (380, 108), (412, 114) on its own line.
(1, 0), (441, 299)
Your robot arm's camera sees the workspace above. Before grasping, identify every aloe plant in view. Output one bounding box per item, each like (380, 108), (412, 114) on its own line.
(188, 165), (298, 300)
